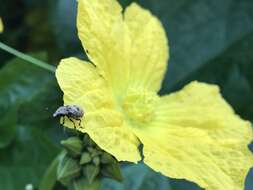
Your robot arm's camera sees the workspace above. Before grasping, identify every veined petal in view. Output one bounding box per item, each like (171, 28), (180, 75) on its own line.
(56, 57), (107, 109)
(63, 108), (141, 162)
(133, 81), (253, 190)
(86, 126), (141, 162)
(124, 3), (169, 92)
(84, 109), (141, 162)
(77, 0), (169, 96)
(56, 58), (141, 162)
(77, 0), (131, 96)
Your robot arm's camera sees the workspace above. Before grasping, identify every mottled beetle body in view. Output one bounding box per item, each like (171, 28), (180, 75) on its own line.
(53, 105), (84, 128)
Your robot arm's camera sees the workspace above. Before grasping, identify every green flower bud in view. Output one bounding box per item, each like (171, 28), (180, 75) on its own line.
(87, 147), (95, 153)
(72, 178), (100, 190)
(80, 152), (92, 165)
(61, 137), (83, 157)
(91, 149), (102, 158)
(100, 153), (115, 164)
(101, 162), (123, 182)
(83, 164), (100, 184)
(92, 156), (100, 166)
(83, 133), (96, 147)
(87, 139), (96, 147)
(57, 155), (81, 186)
(82, 134), (90, 146)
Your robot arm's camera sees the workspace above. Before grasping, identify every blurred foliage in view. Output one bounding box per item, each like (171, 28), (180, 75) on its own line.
(102, 164), (171, 190)
(0, 0), (253, 189)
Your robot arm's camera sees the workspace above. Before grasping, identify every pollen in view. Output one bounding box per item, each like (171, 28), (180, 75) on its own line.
(122, 89), (158, 125)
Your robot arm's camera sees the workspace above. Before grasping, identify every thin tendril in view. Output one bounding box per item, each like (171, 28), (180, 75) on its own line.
(0, 41), (55, 73)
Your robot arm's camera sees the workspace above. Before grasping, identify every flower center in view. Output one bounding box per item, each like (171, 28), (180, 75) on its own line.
(122, 89), (158, 126)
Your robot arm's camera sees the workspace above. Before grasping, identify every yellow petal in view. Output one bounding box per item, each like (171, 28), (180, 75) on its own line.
(133, 81), (253, 190)
(77, 0), (131, 96)
(62, 108), (141, 162)
(56, 57), (108, 109)
(0, 18), (3, 33)
(124, 3), (169, 92)
(77, 0), (169, 95)
(86, 125), (141, 162)
(55, 58), (141, 162)
(84, 109), (141, 162)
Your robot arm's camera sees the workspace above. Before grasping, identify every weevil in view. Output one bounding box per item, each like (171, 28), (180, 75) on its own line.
(53, 105), (84, 128)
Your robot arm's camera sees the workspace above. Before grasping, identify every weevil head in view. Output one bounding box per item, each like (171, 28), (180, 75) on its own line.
(53, 106), (69, 117)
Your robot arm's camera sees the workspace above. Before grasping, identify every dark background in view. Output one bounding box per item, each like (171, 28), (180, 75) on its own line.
(0, 0), (252, 189)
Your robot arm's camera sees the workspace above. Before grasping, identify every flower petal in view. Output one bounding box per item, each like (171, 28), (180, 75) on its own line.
(133, 81), (253, 190)
(77, 0), (131, 96)
(124, 3), (169, 92)
(56, 58), (141, 162)
(77, 0), (169, 95)
(83, 109), (141, 162)
(56, 57), (107, 109)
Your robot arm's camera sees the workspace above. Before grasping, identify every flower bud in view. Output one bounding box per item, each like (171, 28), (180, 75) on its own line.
(101, 162), (123, 182)
(91, 149), (102, 157)
(83, 164), (100, 184)
(80, 152), (92, 165)
(57, 155), (81, 186)
(100, 152), (115, 164)
(83, 133), (96, 147)
(92, 156), (100, 166)
(87, 147), (95, 153)
(61, 137), (83, 157)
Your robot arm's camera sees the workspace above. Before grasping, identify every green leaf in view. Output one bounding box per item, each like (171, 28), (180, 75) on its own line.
(72, 178), (100, 190)
(0, 54), (62, 189)
(102, 164), (171, 190)
(0, 127), (59, 189)
(0, 105), (17, 148)
(148, 0), (253, 92)
(39, 153), (63, 190)
(0, 53), (56, 149)
(0, 53), (51, 104)
(246, 169), (253, 190)
(170, 179), (202, 190)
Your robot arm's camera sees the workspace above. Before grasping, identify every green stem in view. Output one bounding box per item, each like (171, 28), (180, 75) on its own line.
(0, 41), (55, 73)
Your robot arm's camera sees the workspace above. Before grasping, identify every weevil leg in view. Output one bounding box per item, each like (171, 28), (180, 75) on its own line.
(61, 116), (65, 125)
(77, 119), (82, 128)
(67, 116), (76, 129)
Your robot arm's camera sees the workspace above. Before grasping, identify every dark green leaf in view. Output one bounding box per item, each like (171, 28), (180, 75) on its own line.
(39, 153), (62, 190)
(0, 127), (59, 189)
(72, 178), (100, 190)
(0, 54), (62, 189)
(0, 105), (17, 148)
(102, 164), (171, 190)
(0, 53), (53, 149)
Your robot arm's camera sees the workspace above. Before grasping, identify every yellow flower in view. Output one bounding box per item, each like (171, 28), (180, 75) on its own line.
(0, 18), (3, 33)
(55, 0), (253, 190)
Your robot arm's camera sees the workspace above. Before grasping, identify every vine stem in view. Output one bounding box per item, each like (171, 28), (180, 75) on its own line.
(0, 41), (55, 73)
